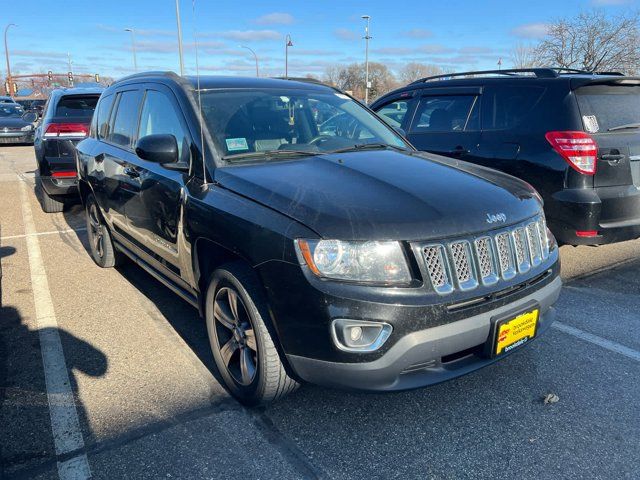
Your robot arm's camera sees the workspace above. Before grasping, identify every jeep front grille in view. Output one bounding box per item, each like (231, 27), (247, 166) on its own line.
(420, 216), (549, 295)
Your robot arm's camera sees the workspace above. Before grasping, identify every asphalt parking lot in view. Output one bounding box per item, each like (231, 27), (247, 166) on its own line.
(1, 145), (639, 480)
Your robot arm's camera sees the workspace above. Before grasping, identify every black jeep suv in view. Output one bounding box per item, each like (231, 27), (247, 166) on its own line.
(76, 72), (561, 404)
(33, 87), (102, 212)
(372, 68), (640, 246)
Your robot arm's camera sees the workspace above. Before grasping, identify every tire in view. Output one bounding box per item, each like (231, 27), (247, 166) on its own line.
(205, 263), (299, 405)
(85, 194), (122, 268)
(36, 176), (64, 213)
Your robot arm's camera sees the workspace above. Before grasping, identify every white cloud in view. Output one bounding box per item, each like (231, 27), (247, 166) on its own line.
(218, 30), (282, 41)
(591, 0), (632, 4)
(254, 12), (294, 25)
(334, 28), (358, 41)
(400, 28), (433, 39)
(511, 23), (550, 39)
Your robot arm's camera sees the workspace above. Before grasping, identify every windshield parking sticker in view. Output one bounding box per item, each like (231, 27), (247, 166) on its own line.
(583, 115), (599, 133)
(225, 137), (249, 151)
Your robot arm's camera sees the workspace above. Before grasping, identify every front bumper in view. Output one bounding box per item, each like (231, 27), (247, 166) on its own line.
(548, 185), (640, 245)
(0, 131), (34, 144)
(286, 275), (561, 391)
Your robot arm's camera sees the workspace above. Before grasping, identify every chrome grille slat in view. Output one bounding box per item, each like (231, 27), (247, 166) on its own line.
(420, 215), (549, 295)
(422, 245), (453, 294)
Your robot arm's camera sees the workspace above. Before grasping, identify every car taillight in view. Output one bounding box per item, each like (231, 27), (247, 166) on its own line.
(545, 131), (598, 175)
(51, 171), (77, 178)
(44, 123), (89, 138)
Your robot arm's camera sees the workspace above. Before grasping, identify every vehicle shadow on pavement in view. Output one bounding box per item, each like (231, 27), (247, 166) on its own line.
(0, 304), (108, 478)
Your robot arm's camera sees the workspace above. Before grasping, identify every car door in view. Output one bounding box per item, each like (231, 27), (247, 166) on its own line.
(123, 85), (192, 277)
(406, 87), (481, 160)
(91, 89), (143, 235)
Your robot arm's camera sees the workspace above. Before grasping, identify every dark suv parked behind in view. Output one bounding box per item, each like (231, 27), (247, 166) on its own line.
(33, 87), (102, 212)
(372, 68), (640, 246)
(76, 72), (561, 404)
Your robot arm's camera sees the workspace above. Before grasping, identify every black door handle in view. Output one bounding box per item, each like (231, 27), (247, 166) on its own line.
(601, 153), (624, 162)
(124, 166), (140, 178)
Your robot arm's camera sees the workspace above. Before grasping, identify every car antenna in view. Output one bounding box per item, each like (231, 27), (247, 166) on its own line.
(192, 0), (207, 185)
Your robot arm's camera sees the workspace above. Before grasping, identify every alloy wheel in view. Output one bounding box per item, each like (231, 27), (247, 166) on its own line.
(88, 203), (105, 259)
(213, 287), (258, 386)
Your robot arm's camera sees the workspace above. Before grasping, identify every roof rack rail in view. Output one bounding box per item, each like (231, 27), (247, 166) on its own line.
(409, 68), (560, 85)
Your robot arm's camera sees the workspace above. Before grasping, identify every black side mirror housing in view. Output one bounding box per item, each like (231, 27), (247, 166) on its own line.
(22, 112), (37, 123)
(135, 134), (179, 165)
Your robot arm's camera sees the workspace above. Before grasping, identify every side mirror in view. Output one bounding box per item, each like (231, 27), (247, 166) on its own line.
(135, 134), (178, 164)
(22, 112), (37, 123)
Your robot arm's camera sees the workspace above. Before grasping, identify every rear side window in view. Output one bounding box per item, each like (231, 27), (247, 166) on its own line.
(94, 94), (114, 140)
(54, 95), (99, 118)
(410, 95), (478, 133)
(108, 90), (141, 148)
(481, 85), (544, 131)
(576, 84), (640, 133)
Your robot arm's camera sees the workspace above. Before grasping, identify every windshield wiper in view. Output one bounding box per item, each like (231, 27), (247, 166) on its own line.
(221, 150), (322, 162)
(608, 122), (640, 132)
(329, 143), (411, 154)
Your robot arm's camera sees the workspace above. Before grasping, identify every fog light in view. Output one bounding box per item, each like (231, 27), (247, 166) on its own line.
(331, 319), (392, 352)
(349, 326), (363, 342)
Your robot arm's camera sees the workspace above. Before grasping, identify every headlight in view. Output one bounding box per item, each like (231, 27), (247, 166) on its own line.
(21, 125), (33, 131)
(295, 239), (411, 285)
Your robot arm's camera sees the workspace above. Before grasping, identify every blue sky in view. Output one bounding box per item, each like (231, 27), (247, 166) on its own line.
(4, 0), (637, 80)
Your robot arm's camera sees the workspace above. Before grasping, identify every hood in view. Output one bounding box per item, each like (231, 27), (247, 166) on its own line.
(214, 149), (542, 241)
(0, 117), (30, 128)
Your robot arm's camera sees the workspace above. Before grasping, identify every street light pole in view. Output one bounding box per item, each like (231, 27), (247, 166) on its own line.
(240, 45), (259, 77)
(125, 28), (138, 72)
(362, 15), (371, 104)
(285, 34), (293, 79)
(4, 23), (16, 97)
(175, 0), (185, 75)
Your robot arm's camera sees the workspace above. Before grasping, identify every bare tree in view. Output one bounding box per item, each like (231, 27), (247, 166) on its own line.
(397, 62), (443, 84)
(323, 62), (398, 100)
(510, 43), (536, 69)
(534, 10), (640, 74)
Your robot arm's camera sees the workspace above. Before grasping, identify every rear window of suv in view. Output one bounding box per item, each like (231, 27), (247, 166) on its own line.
(55, 95), (99, 118)
(576, 84), (640, 133)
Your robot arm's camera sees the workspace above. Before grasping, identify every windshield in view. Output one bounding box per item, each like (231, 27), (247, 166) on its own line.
(198, 88), (410, 161)
(0, 104), (24, 118)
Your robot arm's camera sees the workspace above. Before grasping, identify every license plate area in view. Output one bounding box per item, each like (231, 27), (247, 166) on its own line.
(484, 301), (539, 358)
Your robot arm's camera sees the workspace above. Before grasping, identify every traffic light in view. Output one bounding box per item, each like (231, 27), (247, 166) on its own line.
(68, 71), (74, 86)
(94, 73), (100, 83)
(4, 82), (9, 95)
(48, 71), (53, 82)
(12, 83), (17, 94)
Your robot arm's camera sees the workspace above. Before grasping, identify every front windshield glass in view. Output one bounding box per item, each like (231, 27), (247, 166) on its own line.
(0, 104), (24, 118)
(198, 88), (410, 160)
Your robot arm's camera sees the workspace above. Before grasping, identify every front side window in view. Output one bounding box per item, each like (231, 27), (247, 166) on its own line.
(108, 90), (141, 148)
(138, 90), (190, 163)
(377, 99), (411, 128)
(198, 88), (409, 161)
(410, 95), (478, 133)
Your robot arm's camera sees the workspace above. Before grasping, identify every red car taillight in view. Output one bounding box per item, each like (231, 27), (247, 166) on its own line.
(545, 131), (598, 175)
(44, 123), (89, 138)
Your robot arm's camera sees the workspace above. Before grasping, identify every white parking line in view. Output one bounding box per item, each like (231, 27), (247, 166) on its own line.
(18, 180), (91, 480)
(552, 322), (640, 362)
(1, 228), (86, 241)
